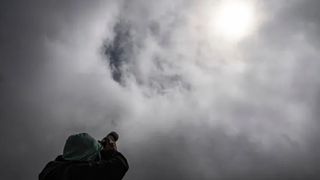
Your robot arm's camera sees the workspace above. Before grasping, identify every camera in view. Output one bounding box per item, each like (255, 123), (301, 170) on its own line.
(99, 131), (119, 147)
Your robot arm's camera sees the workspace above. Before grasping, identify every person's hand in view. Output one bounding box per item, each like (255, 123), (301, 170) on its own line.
(103, 138), (117, 151)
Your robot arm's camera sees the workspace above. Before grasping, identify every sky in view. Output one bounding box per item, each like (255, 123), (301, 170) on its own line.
(1, 0), (320, 179)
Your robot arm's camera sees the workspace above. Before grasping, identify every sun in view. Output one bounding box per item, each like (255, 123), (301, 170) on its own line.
(211, 0), (256, 41)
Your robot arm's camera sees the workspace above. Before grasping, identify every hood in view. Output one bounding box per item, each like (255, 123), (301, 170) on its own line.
(62, 133), (102, 161)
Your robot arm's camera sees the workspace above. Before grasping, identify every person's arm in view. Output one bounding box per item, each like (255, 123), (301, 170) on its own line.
(70, 151), (128, 180)
(90, 150), (129, 179)
(94, 137), (129, 179)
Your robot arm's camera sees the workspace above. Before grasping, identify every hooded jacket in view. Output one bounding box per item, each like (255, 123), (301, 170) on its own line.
(39, 133), (129, 180)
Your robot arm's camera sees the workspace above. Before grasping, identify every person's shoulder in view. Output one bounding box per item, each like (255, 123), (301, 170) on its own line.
(39, 156), (70, 180)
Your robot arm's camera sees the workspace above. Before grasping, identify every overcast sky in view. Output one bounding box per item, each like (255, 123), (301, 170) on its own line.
(1, 0), (320, 179)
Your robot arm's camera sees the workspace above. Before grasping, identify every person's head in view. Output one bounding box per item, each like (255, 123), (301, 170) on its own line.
(62, 133), (102, 161)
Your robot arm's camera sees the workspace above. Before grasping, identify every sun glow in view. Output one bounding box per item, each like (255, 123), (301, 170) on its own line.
(211, 0), (256, 41)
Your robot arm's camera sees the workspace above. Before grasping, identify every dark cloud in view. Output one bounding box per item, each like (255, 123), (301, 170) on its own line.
(105, 20), (133, 83)
(1, 0), (320, 180)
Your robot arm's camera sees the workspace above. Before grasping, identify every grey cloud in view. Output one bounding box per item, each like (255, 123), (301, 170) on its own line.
(1, 0), (320, 180)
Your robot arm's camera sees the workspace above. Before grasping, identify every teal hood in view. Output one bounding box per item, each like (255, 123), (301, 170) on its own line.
(62, 133), (102, 161)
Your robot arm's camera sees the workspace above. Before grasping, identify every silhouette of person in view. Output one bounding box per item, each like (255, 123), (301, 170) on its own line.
(39, 133), (129, 180)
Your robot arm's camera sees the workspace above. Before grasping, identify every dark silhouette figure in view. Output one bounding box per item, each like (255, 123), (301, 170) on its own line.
(39, 133), (129, 180)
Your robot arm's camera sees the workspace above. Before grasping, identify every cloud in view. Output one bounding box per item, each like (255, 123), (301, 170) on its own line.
(0, 0), (320, 179)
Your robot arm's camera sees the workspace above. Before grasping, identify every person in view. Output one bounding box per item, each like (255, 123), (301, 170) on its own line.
(39, 133), (129, 180)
